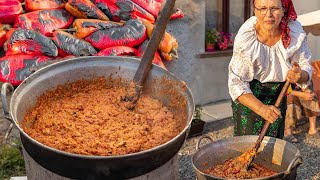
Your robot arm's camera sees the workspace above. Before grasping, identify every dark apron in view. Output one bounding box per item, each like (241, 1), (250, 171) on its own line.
(232, 79), (286, 138)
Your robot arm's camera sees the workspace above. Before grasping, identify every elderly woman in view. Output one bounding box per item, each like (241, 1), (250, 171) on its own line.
(228, 0), (312, 138)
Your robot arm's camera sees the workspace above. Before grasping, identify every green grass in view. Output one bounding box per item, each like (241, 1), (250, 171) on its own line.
(0, 144), (25, 179)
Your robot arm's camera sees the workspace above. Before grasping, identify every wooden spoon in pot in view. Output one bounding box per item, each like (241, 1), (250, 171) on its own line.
(245, 80), (291, 170)
(122, 0), (177, 109)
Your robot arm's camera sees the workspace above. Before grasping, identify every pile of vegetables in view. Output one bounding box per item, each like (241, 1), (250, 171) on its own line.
(0, 0), (183, 86)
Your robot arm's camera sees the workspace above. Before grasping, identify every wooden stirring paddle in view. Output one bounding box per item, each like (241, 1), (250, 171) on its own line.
(245, 80), (291, 170)
(122, 0), (177, 109)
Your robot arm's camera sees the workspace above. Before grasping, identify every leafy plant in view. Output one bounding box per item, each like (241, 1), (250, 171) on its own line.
(0, 144), (26, 179)
(205, 29), (217, 44)
(193, 105), (202, 120)
(191, 105), (204, 126)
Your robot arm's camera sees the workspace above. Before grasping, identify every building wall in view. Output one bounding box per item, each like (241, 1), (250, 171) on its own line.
(166, 0), (210, 106)
(293, 0), (320, 60)
(190, 56), (231, 104)
(168, 0), (232, 105)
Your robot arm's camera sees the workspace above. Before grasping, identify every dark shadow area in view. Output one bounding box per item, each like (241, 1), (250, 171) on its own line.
(203, 117), (233, 133)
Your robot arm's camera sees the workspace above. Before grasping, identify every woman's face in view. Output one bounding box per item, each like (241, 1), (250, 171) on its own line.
(254, 0), (284, 32)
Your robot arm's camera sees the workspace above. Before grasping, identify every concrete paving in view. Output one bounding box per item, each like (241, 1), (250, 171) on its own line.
(200, 100), (232, 122)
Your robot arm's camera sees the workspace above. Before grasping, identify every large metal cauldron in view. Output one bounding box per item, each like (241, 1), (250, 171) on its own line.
(192, 135), (302, 180)
(1, 56), (194, 179)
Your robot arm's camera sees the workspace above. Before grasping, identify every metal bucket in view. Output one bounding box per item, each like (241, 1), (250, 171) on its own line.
(1, 56), (194, 179)
(192, 135), (302, 180)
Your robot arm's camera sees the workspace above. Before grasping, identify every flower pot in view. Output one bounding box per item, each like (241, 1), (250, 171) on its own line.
(187, 119), (205, 138)
(205, 43), (215, 52)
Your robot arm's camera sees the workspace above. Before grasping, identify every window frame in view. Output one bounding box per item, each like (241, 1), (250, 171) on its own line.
(222, 0), (252, 33)
(203, 0), (252, 56)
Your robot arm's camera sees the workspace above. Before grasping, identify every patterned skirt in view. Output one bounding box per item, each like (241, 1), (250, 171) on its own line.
(232, 79), (286, 138)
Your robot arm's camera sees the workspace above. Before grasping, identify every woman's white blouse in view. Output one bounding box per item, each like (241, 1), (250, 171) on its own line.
(228, 16), (312, 101)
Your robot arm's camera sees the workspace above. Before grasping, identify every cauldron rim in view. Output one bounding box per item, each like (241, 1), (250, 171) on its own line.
(10, 56), (195, 159)
(191, 135), (302, 180)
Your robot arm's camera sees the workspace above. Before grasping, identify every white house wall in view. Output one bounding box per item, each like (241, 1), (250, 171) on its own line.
(293, 0), (320, 61)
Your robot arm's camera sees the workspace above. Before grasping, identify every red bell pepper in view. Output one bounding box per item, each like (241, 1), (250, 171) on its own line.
(5, 29), (58, 56)
(14, 9), (74, 37)
(170, 8), (184, 20)
(96, 46), (137, 56)
(25, 0), (65, 12)
(65, 0), (109, 21)
(136, 40), (166, 70)
(71, 19), (122, 39)
(93, 0), (155, 23)
(5, 28), (16, 41)
(131, 0), (184, 19)
(0, 0), (23, 24)
(52, 31), (97, 57)
(143, 21), (178, 61)
(0, 24), (11, 48)
(0, 54), (52, 86)
(85, 19), (147, 50)
(0, 30), (6, 48)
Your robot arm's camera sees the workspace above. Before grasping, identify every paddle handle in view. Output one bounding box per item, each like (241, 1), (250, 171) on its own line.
(254, 81), (291, 150)
(123, 0), (176, 109)
(246, 81), (291, 170)
(133, 0), (176, 86)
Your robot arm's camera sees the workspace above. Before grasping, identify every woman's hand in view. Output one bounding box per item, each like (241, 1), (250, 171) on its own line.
(238, 94), (281, 123)
(257, 104), (281, 123)
(301, 92), (315, 101)
(287, 62), (302, 83)
(287, 62), (309, 84)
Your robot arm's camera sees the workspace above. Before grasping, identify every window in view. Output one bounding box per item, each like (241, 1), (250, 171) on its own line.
(205, 0), (252, 52)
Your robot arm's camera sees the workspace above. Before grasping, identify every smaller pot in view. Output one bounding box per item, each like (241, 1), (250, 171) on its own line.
(205, 43), (215, 52)
(192, 135), (303, 180)
(187, 119), (205, 138)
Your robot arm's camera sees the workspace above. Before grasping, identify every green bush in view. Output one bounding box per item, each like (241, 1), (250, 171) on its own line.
(0, 144), (25, 179)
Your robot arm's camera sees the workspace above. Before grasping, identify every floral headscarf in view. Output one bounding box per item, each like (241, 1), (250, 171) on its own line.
(253, 0), (297, 48)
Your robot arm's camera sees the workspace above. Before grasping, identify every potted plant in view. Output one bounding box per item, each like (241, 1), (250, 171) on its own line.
(188, 105), (205, 138)
(205, 29), (216, 52)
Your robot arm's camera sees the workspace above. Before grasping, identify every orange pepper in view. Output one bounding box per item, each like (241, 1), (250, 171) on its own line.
(65, 0), (109, 21)
(142, 21), (178, 61)
(136, 40), (166, 70)
(71, 19), (122, 39)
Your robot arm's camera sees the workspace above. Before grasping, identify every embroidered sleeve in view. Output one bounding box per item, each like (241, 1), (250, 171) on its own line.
(291, 38), (312, 89)
(228, 46), (255, 101)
